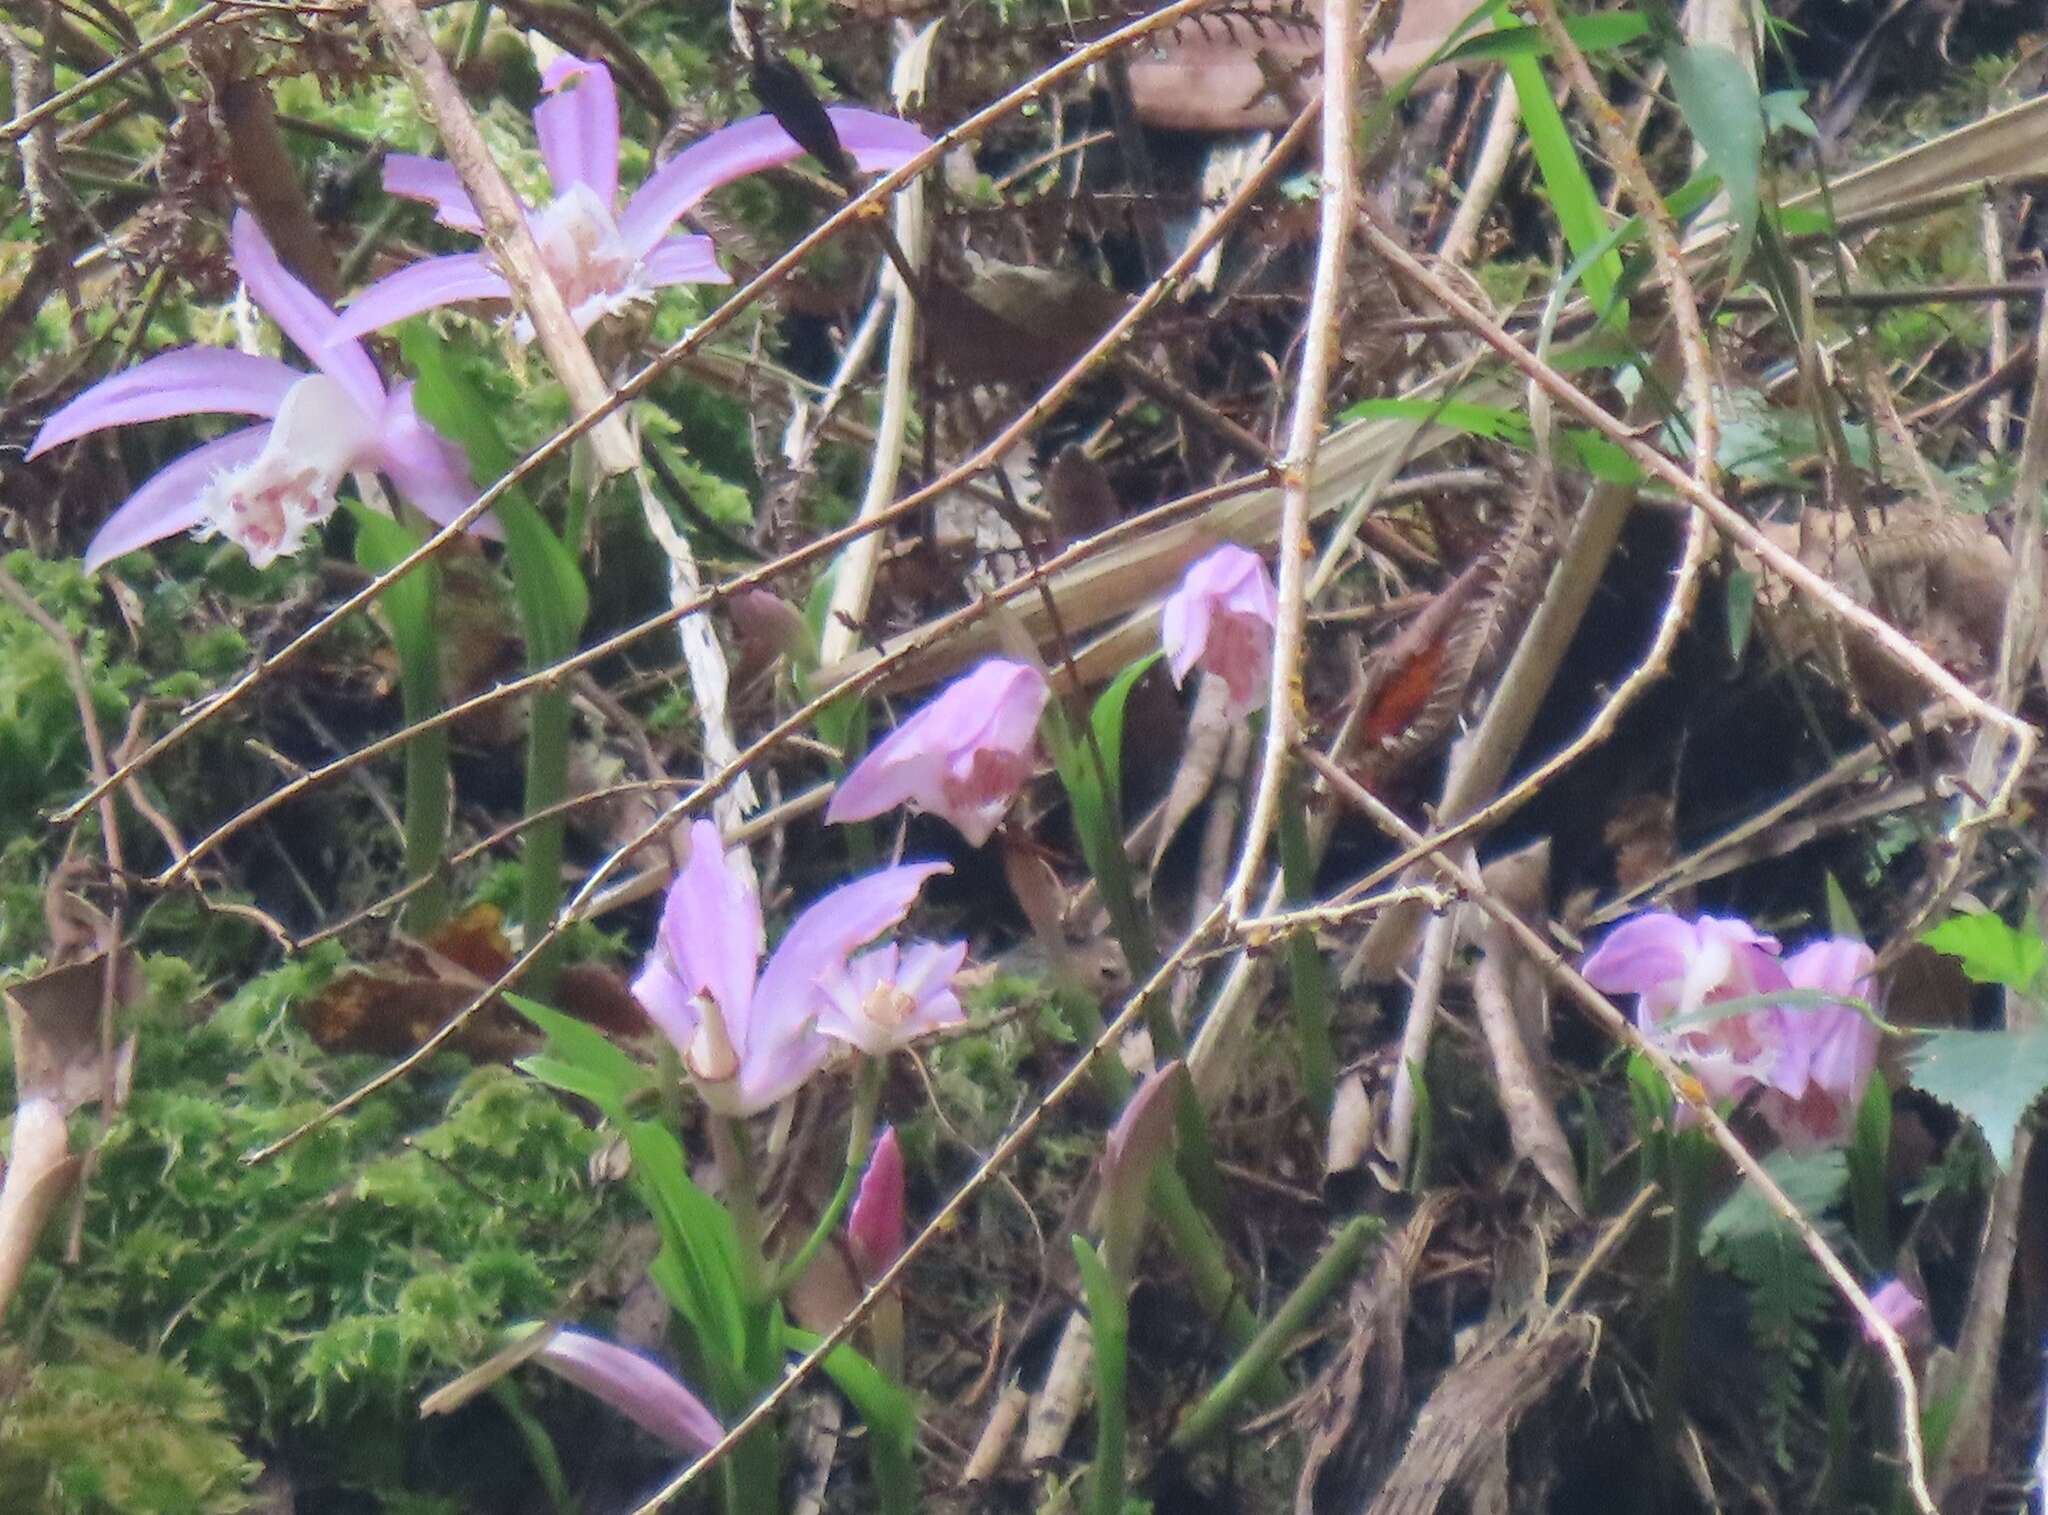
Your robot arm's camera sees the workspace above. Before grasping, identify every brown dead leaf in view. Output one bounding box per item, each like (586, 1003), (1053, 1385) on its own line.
(297, 906), (646, 1057)
(1297, 1192), (1455, 1514)
(1362, 1315), (1600, 1515)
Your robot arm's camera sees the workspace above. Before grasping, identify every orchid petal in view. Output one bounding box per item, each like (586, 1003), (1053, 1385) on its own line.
(81, 425), (271, 571)
(653, 820), (766, 1027)
(535, 57), (620, 209)
(641, 233), (729, 289)
(382, 153), (485, 232)
(331, 254), (513, 342)
(618, 107), (928, 257)
(751, 861), (949, 1046)
(629, 953), (700, 1057)
(376, 383), (503, 541)
(228, 212), (385, 418)
(532, 1330), (724, 1455)
(28, 348), (302, 458)
(731, 1027), (836, 1115)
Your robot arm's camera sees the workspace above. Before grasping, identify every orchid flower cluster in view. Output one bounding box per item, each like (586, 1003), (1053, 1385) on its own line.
(29, 57), (926, 572)
(1581, 911), (1883, 1149)
(821, 543), (1280, 848)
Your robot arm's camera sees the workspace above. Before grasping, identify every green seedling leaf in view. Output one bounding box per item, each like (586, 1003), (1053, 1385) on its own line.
(1907, 1028), (2048, 1172)
(1665, 41), (1765, 284)
(1921, 911), (2047, 991)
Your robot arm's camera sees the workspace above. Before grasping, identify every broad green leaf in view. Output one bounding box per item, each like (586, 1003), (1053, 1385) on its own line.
(1561, 428), (1644, 483)
(622, 1120), (750, 1363)
(400, 323), (589, 654)
(1920, 912), (2047, 991)
(1506, 53), (1621, 314)
(1665, 42), (1765, 285)
(1907, 1028), (2048, 1171)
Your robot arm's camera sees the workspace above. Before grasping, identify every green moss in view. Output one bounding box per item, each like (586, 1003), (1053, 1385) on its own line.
(0, 1332), (259, 1514)
(14, 954), (622, 1505)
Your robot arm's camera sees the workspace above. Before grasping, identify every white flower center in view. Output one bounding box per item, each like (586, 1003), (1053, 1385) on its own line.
(517, 183), (644, 339)
(195, 374), (379, 567)
(857, 982), (919, 1034)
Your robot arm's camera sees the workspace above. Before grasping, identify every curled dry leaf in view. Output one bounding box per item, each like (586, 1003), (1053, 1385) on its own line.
(1153, 672), (1237, 870)
(1325, 1071), (1376, 1178)
(1468, 841), (1582, 1215)
(4, 949), (142, 1116)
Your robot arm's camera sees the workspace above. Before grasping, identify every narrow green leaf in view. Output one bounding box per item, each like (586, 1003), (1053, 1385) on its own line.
(506, 993), (655, 1117)
(1089, 651), (1163, 820)
(1506, 52), (1621, 314)
(1665, 41), (1765, 284)
(1822, 872), (1862, 943)
(1442, 12), (1649, 64)
(1339, 395), (1534, 443)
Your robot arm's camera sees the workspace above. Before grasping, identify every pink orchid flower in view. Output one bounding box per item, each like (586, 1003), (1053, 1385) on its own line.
(814, 939), (969, 1058)
(1753, 938), (1881, 1149)
(1160, 544), (1278, 717)
(826, 659), (1051, 847)
(630, 820), (948, 1116)
(28, 212), (483, 571)
(530, 1328), (724, 1454)
(1581, 911), (1789, 1105)
(846, 1126), (905, 1283)
(1862, 1278), (1932, 1350)
(334, 56), (929, 342)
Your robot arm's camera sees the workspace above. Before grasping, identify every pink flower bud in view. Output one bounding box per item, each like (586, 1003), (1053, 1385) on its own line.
(847, 1127), (906, 1281)
(1160, 545), (1278, 717)
(825, 659), (1050, 846)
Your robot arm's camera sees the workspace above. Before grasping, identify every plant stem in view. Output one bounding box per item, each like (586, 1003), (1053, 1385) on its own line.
(1278, 789), (1334, 1128)
(764, 1060), (882, 1299)
(1075, 1237), (1129, 1515)
(488, 1380), (576, 1515)
(1169, 1215), (1381, 1451)
(710, 1116), (769, 1290)
(520, 680), (571, 990)
(1652, 1128), (1709, 1494)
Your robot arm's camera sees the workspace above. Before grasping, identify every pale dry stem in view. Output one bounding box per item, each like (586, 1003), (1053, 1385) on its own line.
(1225, 0), (1369, 922)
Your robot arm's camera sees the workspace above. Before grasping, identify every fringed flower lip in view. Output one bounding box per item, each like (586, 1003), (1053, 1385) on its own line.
(334, 55), (931, 343)
(29, 212), (488, 571)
